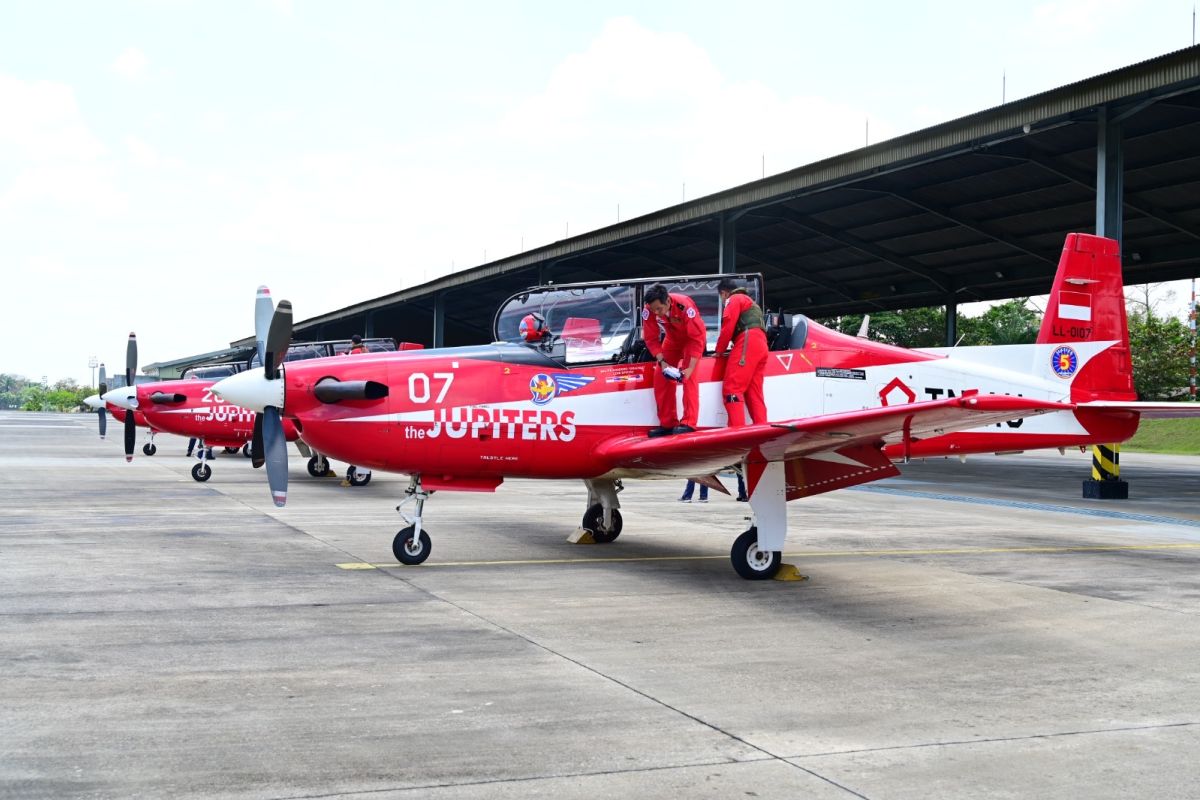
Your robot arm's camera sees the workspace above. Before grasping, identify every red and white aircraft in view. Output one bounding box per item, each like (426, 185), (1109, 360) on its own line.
(100, 289), (331, 483)
(83, 337), (165, 457)
(215, 233), (1197, 579)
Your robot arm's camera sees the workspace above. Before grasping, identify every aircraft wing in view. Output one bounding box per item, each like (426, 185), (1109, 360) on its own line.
(1075, 401), (1200, 419)
(595, 394), (1074, 476)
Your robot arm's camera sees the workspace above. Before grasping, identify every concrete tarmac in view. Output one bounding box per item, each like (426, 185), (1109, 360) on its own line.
(3, 411), (1200, 799)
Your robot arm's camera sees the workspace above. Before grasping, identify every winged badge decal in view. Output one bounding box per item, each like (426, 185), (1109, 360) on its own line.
(529, 373), (596, 405)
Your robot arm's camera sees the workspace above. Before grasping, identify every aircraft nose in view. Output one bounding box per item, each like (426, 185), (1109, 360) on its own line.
(101, 387), (137, 410)
(213, 369), (284, 412)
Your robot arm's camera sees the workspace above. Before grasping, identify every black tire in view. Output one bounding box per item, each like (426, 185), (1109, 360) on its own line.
(191, 462), (212, 483)
(307, 456), (323, 478)
(223, 446), (239, 454)
(346, 466), (372, 487)
(730, 527), (781, 580)
(242, 443), (252, 458)
(393, 525), (431, 565)
(581, 503), (622, 543)
(142, 443), (156, 456)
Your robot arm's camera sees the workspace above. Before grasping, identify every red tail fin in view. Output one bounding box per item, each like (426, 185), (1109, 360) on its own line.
(1036, 233), (1134, 401)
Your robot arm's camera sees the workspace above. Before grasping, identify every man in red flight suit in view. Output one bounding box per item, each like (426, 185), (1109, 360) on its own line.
(642, 283), (707, 437)
(715, 277), (768, 427)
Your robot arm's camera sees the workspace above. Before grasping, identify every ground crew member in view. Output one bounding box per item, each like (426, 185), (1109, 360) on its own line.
(715, 277), (768, 427)
(348, 334), (368, 355)
(642, 284), (707, 436)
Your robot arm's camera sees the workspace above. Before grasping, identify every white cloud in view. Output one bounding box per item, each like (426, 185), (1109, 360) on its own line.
(0, 74), (107, 161)
(111, 47), (149, 80)
(0, 74), (122, 213)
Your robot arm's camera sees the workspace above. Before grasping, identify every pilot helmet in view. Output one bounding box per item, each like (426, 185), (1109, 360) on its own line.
(519, 312), (547, 342)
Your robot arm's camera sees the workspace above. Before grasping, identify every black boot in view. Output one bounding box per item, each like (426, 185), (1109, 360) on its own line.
(670, 425), (695, 435)
(648, 427), (673, 438)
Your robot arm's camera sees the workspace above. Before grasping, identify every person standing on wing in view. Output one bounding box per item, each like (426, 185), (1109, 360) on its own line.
(715, 277), (768, 427)
(642, 283), (707, 437)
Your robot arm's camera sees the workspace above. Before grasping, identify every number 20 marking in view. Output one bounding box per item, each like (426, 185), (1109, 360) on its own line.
(408, 372), (454, 404)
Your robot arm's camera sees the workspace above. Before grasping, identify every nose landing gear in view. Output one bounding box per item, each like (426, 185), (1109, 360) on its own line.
(392, 475), (432, 565)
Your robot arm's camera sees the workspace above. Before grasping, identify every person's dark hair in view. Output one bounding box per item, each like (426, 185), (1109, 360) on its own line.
(351, 334), (362, 344)
(644, 284), (669, 305)
(717, 277), (738, 293)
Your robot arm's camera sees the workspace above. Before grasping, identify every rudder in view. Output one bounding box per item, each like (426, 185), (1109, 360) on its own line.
(1036, 233), (1134, 401)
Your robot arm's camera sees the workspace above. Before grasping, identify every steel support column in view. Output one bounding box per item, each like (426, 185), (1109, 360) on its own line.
(718, 212), (741, 274)
(1095, 106), (1124, 246)
(944, 295), (957, 346)
(363, 310), (376, 338)
(432, 293), (445, 348)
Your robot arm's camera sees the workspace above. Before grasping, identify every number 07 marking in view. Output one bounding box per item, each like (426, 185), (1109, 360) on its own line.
(408, 372), (455, 404)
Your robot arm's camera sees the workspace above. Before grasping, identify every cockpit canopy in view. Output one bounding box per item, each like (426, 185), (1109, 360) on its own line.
(494, 274), (764, 365)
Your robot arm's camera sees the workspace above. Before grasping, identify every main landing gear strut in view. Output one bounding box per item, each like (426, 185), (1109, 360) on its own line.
(581, 478), (623, 543)
(392, 475), (432, 565)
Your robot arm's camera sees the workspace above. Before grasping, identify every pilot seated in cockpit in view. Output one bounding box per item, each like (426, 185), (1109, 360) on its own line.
(519, 312), (553, 351)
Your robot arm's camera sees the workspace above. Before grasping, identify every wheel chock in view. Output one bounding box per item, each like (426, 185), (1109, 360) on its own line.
(568, 527), (596, 544)
(773, 563), (808, 582)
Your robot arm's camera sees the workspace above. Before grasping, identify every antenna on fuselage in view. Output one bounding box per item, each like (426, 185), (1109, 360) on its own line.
(856, 315), (871, 338)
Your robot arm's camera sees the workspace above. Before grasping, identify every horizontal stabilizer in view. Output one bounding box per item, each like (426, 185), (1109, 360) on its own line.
(1076, 401), (1200, 419)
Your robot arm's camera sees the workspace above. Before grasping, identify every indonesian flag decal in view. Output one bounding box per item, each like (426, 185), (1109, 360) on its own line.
(1058, 290), (1092, 321)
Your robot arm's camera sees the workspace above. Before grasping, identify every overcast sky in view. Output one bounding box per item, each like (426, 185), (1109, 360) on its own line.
(1, 0), (1196, 385)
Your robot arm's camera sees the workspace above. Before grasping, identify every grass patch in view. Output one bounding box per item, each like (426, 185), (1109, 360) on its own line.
(1122, 417), (1200, 455)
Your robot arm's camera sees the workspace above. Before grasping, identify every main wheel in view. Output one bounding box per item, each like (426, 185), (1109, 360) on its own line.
(242, 443), (252, 458)
(346, 466), (372, 486)
(730, 526), (781, 580)
(191, 462), (212, 482)
(581, 503), (622, 543)
(306, 456), (323, 478)
(223, 446), (239, 454)
(393, 525), (431, 565)
(142, 443), (157, 456)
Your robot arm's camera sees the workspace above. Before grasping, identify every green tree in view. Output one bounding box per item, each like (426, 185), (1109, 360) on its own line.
(1126, 307), (1191, 401)
(958, 299), (1041, 346)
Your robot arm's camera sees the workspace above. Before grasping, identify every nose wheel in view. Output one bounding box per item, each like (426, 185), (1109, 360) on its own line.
(392, 475), (432, 565)
(393, 526), (431, 565)
(142, 442), (157, 456)
(191, 462), (212, 482)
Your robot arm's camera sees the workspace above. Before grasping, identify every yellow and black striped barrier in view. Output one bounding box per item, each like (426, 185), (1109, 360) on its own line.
(1083, 443), (1128, 499)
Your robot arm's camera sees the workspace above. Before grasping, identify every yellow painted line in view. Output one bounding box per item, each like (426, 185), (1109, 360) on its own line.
(335, 541), (1200, 570)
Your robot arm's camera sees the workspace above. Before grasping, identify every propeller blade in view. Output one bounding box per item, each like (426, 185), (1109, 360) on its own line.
(125, 333), (137, 389)
(263, 406), (288, 506)
(97, 361), (109, 440)
(254, 286), (274, 367)
(148, 392), (186, 404)
(313, 379), (389, 403)
(124, 412), (136, 462)
(264, 300), (292, 378)
(251, 413), (265, 469)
